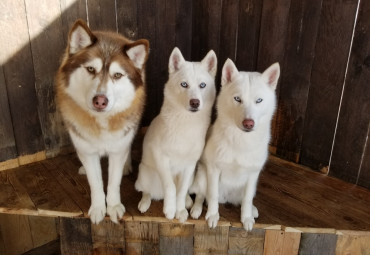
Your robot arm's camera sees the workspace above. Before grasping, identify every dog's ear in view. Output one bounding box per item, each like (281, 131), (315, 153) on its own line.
(125, 39), (150, 69)
(68, 19), (96, 54)
(221, 59), (239, 86)
(262, 63), (280, 90)
(201, 50), (217, 77)
(169, 47), (185, 73)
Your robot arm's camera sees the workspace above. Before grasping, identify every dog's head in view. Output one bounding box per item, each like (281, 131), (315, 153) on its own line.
(164, 47), (217, 113)
(218, 59), (280, 132)
(59, 19), (149, 115)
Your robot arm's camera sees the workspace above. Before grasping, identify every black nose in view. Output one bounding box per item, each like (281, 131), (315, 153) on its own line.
(190, 99), (200, 109)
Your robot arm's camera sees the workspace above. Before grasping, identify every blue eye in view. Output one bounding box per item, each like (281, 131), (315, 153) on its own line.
(256, 98), (263, 104)
(180, 82), (188, 88)
(234, 96), (242, 103)
(199, 82), (206, 88)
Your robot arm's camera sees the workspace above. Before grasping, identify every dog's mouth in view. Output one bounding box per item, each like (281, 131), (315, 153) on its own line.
(189, 108), (199, 112)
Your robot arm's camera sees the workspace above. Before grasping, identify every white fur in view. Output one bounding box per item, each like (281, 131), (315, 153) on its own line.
(64, 25), (147, 224)
(135, 47), (217, 222)
(190, 59), (280, 231)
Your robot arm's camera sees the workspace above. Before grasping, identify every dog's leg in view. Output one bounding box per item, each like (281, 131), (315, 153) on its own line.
(190, 194), (205, 219)
(106, 151), (128, 223)
(138, 192), (152, 213)
(241, 171), (260, 231)
(77, 152), (106, 224)
(205, 164), (221, 228)
(156, 158), (176, 220)
(185, 194), (193, 209)
(175, 166), (195, 222)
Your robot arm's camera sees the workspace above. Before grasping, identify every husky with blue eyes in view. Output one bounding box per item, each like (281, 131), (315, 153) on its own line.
(56, 19), (149, 224)
(190, 59), (280, 231)
(135, 47), (217, 222)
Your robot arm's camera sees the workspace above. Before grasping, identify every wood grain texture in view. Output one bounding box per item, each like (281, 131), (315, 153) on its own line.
(59, 217), (93, 254)
(274, 0), (323, 162)
(358, 128), (370, 188)
(257, 0), (291, 148)
(87, 0), (117, 31)
(28, 215), (59, 248)
(330, 0), (370, 188)
(298, 233), (337, 255)
(125, 220), (159, 255)
(335, 231), (370, 255)
(60, 0), (88, 40)
(116, 0), (138, 40)
(0, 0), (45, 157)
(300, 0), (359, 172)
(235, 0), (263, 71)
(194, 224), (229, 255)
(91, 218), (125, 253)
(159, 223), (194, 255)
(228, 227), (265, 255)
(0, 66), (17, 162)
(263, 229), (301, 255)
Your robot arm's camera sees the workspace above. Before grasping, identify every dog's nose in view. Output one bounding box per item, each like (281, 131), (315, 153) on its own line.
(92, 95), (108, 110)
(190, 99), (200, 109)
(242, 119), (254, 130)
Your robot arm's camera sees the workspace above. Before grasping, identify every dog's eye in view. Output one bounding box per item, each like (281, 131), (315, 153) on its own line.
(86, 66), (95, 74)
(113, 73), (123, 79)
(180, 82), (188, 88)
(256, 98), (263, 104)
(234, 96), (242, 103)
(199, 82), (206, 88)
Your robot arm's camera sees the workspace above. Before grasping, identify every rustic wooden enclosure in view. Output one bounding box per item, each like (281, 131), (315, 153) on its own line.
(0, 0), (369, 188)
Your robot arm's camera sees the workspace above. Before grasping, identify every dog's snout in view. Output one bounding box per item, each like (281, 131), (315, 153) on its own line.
(93, 95), (108, 110)
(190, 99), (200, 109)
(242, 119), (255, 131)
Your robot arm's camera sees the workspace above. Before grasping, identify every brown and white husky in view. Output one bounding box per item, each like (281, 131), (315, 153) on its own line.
(55, 19), (149, 224)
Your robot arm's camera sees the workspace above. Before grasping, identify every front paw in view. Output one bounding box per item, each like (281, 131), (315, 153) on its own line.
(163, 203), (176, 220)
(205, 212), (219, 228)
(190, 203), (203, 219)
(138, 195), (151, 213)
(242, 217), (255, 231)
(88, 205), (106, 224)
(176, 209), (189, 223)
(107, 203), (125, 223)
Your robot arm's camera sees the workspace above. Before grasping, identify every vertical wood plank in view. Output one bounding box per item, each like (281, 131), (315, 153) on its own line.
(235, 0), (263, 71)
(257, 0), (291, 148)
(335, 231), (370, 255)
(194, 224), (229, 255)
(87, 0), (117, 31)
(59, 217), (93, 255)
(330, 0), (370, 187)
(0, 214), (34, 254)
(60, 0), (88, 44)
(28, 215), (59, 248)
(0, 0), (45, 157)
(25, 0), (71, 157)
(358, 128), (370, 188)
(300, 0), (359, 172)
(91, 219), (125, 254)
(125, 221), (159, 255)
(174, 0), (193, 60)
(228, 227), (265, 255)
(298, 233), (337, 255)
(116, 0), (138, 40)
(0, 65), (17, 163)
(263, 229), (301, 255)
(274, 0), (323, 162)
(159, 223), (194, 255)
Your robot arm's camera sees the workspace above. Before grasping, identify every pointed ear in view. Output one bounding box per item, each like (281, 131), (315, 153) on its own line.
(68, 19), (96, 54)
(169, 47), (185, 73)
(201, 50), (217, 77)
(262, 62), (280, 90)
(221, 59), (239, 86)
(125, 39), (149, 69)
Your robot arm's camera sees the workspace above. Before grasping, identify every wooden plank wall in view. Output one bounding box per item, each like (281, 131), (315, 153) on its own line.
(0, 0), (369, 189)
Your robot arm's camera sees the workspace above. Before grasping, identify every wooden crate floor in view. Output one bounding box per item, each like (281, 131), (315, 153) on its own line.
(1, 152), (370, 232)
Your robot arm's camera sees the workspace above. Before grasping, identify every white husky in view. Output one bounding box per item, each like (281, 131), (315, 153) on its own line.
(190, 59), (280, 231)
(135, 47), (217, 222)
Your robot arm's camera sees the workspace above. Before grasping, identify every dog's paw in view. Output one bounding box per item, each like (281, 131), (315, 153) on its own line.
(185, 195), (193, 209)
(252, 205), (259, 218)
(242, 217), (255, 232)
(190, 204), (203, 219)
(107, 203), (125, 223)
(88, 205), (106, 224)
(78, 166), (86, 175)
(163, 203), (176, 220)
(176, 209), (189, 223)
(138, 196), (151, 213)
(205, 212), (219, 229)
